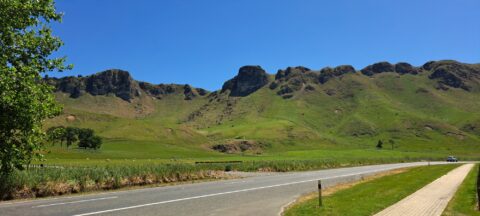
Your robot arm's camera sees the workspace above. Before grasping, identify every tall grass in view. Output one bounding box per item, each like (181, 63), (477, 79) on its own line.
(0, 156), (447, 200)
(0, 163), (225, 200)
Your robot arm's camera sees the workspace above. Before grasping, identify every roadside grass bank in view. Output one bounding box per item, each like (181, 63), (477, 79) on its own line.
(0, 157), (441, 201)
(442, 163), (480, 216)
(281, 167), (410, 214)
(283, 164), (459, 216)
(0, 163), (227, 201)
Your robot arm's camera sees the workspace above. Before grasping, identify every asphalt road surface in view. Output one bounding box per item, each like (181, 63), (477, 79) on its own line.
(0, 161), (450, 216)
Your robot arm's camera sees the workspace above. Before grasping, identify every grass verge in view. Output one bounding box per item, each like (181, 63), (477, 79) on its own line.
(442, 163), (480, 216)
(1, 157), (434, 201)
(283, 164), (459, 216)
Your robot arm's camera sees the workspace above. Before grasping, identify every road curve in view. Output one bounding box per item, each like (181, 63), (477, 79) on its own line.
(0, 162), (450, 216)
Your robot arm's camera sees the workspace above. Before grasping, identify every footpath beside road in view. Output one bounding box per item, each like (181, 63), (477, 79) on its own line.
(374, 163), (474, 216)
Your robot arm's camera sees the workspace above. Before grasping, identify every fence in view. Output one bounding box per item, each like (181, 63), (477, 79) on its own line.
(194, 161), (243, 164)
(25, 164), (63, 169)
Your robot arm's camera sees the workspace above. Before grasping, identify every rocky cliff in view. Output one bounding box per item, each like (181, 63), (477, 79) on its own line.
(221, 66), (270, 97)
(46, 69), (209, 101)
(425, 60), (480, 91)
(47, 60), (480, 102)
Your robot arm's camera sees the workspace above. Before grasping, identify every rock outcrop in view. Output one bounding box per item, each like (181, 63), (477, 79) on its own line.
(269, 65), (356, 98)
(271, 66), (319, 98)
(361, 61), (421, 76)
(318, 65), (356, 83)
(425, 60), (480, 91)
(211, 140), (265, 154)
(139, 82), (176, 97)
(138, 82), (207, 100)
(85, 69), (140, 101)
(394, 62), (420, 75)
(47, 76), (86, 98)
(47, 60), (479, 103)
(47, 69), (208, 101)
(221, 66), (269, 97)
(361, 62), (395, 76)
(48, 69), (140, 101)
(274, 66), (313, 80)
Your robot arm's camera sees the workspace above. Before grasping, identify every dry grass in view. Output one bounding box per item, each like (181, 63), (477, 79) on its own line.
(2, 169), (232, 200)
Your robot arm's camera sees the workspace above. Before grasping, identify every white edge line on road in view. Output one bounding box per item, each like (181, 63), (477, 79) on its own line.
(224, 180), (247, 184)
(32, 196), (118, 208)
(72, 164), (417, 216)
(0, 162), (435, 207)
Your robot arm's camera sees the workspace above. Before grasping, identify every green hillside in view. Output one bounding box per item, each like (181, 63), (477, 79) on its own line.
(42, 60), (480, 164)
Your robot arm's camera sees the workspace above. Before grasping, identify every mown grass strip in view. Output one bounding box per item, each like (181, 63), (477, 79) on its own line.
(284, 164), (459, 216)
(442, 163), (480, 216)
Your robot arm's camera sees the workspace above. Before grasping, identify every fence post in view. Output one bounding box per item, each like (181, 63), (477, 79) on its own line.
(318, 180), (322, 207)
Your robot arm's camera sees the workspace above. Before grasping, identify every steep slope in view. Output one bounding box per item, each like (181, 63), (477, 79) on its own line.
(44, 60), (480, 159)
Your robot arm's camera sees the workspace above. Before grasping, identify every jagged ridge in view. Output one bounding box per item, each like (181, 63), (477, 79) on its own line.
(46, 60), (480, 102)
(46, 69), (210, 101)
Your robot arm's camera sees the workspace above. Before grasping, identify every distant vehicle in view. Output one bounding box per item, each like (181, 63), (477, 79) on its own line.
(446, 156), (458, 162)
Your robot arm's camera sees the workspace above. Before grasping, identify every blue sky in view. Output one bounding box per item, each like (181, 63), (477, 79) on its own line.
(51, 0), (480, 90)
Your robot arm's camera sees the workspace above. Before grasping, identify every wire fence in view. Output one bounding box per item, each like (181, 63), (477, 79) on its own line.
(25, 164), (64, 169)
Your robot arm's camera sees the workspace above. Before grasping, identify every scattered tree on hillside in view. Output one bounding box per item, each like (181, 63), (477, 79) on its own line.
(46, 126), (102, 150)
(77, 128), (102, 149)
(0, 0), (71, 176)
(46, 126), (66, 146)
(65, 127), (78, 148)
(376, 140), (383, 149)
(89, 136), (102, 150)
(389, 139), (395, 150)
(77, 128), (94, 149)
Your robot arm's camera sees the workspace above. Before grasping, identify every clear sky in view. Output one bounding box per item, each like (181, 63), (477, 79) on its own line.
(51, 0), (480, 90)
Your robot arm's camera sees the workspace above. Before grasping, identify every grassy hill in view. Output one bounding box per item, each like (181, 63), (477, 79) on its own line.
(42, 60), (480, 165)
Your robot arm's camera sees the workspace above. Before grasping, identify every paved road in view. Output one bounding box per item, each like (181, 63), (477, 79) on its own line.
(375, 163), (473, 216)
(0, 162), (449, 216)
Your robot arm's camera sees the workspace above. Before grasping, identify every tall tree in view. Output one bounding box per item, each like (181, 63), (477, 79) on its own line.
(64, 127), (78, 148)
(376, 140), (383, 149)
(77, 128), (102, 150)
(77, 128), (94, 149)
(90, 136), (102, 150)
(0, 0), (71, 176)
(46, 126), (65, 146)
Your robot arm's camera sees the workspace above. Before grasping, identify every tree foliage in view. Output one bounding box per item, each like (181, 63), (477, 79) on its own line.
(46, 126), (66, 146)
(64, 127), (78, 148)
(77, 128), (102, 149)
(46, 127), (102, 150)
(0, 0), (71, 175)
(376, 140), (383, 149)
(389, 139), (395, 150)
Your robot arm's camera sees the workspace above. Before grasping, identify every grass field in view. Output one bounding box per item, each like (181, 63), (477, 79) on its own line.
(284, 164), (459, 216)
(41, 71), (480, 167)
(443, 164), (480, 216)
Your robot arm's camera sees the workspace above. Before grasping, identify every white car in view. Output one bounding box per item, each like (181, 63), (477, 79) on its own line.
(446, 156), (458, 162)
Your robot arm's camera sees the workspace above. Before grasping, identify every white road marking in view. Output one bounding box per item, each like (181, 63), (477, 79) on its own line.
(73, 165), (415, 216)
(224, 180), (247, 184)
(0, 162), (437, 208)
(32, 196), (118, 208)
